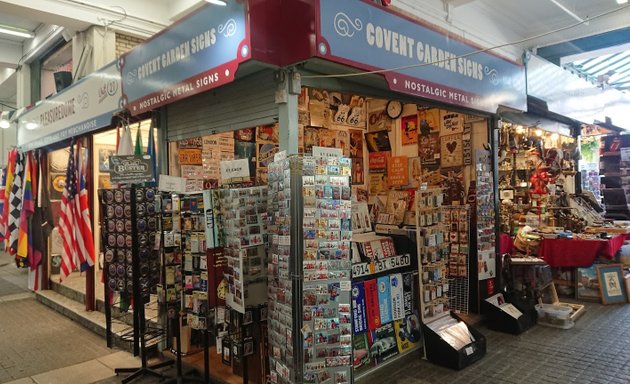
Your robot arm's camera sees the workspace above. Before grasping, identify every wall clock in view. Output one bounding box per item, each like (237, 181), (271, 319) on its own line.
(386, 100), (403, 119)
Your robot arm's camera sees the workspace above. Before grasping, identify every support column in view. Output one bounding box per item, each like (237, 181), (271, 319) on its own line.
(277, 69), (301, 155)
(72, 26), (116, 80)
(16, 65), (31, 109)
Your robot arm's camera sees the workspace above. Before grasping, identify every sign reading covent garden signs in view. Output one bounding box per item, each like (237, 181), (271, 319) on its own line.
(316, 0), (526, 113)
(17, 62), (122, 151)
(120, 1), (250, 115)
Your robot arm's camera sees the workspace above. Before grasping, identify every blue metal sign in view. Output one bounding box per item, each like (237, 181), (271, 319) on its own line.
(120, 2), (250, 115)
(317, 0), (526, 113)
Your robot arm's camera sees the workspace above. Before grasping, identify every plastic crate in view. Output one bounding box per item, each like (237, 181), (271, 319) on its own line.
(535, 303), (574, 329)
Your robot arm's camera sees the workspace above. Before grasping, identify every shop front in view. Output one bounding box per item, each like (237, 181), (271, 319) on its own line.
(15, 61), (151, 311)
(114, 0), (529, 382)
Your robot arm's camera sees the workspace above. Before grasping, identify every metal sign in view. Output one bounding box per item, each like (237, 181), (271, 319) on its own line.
(120, 2), (250, 115)
(316, 0), (526, 113)
(109, 155), (155, 184)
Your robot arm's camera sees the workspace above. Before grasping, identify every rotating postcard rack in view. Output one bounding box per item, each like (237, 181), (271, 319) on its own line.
(267, 154), (353, 384)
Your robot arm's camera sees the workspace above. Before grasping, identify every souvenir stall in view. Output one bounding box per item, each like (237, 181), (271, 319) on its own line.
(116, 0), (530, 380)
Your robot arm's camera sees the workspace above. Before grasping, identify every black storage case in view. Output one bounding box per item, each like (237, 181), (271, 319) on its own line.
(421, 313), (486, 370)
(482, 300), (536, 335)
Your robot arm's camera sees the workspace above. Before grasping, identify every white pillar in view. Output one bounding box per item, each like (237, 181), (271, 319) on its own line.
(72, 26), (116, 80)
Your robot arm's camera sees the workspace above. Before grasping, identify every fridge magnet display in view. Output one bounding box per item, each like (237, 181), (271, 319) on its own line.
(387, 156), (409, 187)
(418, 108), (441, 134)
(596, 264), (627, 304)
(463, 123), (473, 166)
(418, 133), (440, 168)
(401, 114), (418, 145)
(365, 131), (392, 152)
(440, 134), (463, 168)
(440, 111), (464, 135)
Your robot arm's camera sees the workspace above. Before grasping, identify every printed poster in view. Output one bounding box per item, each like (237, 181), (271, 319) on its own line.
(400, 114), (418, 145)
(304, 126), (319, 154)
(319, 128), (337, 147)
(440, 134), (463, 168)
(336, 129), (350, 157)
(387, 156), (409, 187)
(368, 152), (388, 171)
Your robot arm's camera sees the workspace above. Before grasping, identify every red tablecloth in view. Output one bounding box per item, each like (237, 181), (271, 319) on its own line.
(538, 234), (627, 268)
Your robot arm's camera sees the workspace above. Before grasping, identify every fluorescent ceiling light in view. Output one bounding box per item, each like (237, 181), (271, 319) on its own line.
(617, 0), (628, 4)
(26, 122), (38, 130)
(205, 0), (227, 5)
(0, 25), (35, 39)
(0, 120), (10, 129)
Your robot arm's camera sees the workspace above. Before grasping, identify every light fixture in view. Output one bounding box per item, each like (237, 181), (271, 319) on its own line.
(535, 129), (543, 137)
(26, 122), (38, 130)
(515, 125), (525, 134)
(0, 25), (35, 39)
(205, 0), (227, 5)
(0, 110), (10, 129)
(617, 0), (628, 5)
(550, 133), (560, 141)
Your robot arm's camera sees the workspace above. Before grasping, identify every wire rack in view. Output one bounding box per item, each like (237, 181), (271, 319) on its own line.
(443, 205), (470, 315)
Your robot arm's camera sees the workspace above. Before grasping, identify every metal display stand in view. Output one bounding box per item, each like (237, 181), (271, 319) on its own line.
(100, 186), (173, 383)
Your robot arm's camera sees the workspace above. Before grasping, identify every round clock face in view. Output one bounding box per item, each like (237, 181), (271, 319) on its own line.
(386, 100), (402, 119)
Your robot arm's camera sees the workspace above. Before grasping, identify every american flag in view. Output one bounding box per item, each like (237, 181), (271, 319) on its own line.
(58, 142), (94, 282)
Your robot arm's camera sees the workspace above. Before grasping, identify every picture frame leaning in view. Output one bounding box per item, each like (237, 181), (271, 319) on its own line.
(596, 264), (627, 305)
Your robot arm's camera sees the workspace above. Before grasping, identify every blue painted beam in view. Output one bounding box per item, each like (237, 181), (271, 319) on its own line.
(537, 27), (630, 65)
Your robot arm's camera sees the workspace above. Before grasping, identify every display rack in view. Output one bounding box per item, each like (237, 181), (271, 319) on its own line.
(267, 155), (353, 384)
(443, 205), (470, 314)
(415, 187), (450, 324)
(101, 186), (172, 383)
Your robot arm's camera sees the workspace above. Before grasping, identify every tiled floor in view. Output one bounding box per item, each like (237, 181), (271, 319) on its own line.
(362, 302), (630, 384)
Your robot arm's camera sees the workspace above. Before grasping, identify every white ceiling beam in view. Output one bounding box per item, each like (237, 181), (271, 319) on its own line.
(0, 40), (23, 68)
(443, 0), (477, 7)
(0, 0), (168, 38)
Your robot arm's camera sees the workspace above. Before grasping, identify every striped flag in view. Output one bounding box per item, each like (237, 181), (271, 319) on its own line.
(76, 146), (95, 271)
(17, 152), (34, 266)
(0, 165), (6, 242)
(58, 143), (78, 281)
(1, 149), (17, 242)
(8, 152), (24, 257)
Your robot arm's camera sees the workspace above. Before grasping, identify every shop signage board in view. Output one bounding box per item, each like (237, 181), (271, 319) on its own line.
(220, 158), (250, 180)
(158, 174), (187, 193)
(17, 62), (122, 151)
(316, 0), (526, 113)
(120, 2), (250, 115)
(109, 155), (155, 184)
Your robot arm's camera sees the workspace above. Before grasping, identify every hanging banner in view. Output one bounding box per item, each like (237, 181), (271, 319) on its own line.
(316, 0), (526, 113)
(120, 2), (250, 115)
(17, 62), (122, 151)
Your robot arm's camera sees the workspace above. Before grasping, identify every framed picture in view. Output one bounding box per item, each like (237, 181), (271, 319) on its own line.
(576, 266), (601, 302)
(243, 337), (255, 357)
(596, 264), (627, 305)
(243, 310), (253, 325)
